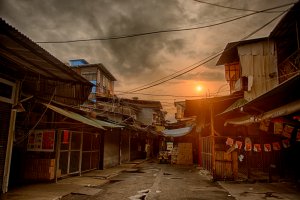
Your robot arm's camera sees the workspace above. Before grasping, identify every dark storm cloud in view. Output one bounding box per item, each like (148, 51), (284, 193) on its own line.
(181, 70), (225, 82)
(0, 0), (295, 84)
(0, 0), (196, 79)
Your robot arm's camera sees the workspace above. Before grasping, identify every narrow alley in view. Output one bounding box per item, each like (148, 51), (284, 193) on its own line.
(61, 160), (234, 200)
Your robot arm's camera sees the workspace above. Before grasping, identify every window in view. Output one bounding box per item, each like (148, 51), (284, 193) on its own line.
(82, 72), (96, 81)
(225, 63), (241, 82)
(0, 78), (16, 104)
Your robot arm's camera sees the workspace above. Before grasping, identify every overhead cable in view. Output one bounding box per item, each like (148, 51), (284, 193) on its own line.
(125, 9), (289, 93)
(193, 0), (289, 13)
(36, 3), (294, 44)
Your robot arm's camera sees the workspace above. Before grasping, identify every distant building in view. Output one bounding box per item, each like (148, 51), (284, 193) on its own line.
(69, 59), (117, 101)
(174, 101), (185, 120)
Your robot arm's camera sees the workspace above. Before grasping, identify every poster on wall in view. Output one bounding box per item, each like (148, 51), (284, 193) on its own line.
(27, 130), (55, 152)
(282, 125), (294, 138)
(274, 122), (283, 135)
(166, 142), (173, 151)
(259, 120), (270, 132)
(297, 129), (300, 142)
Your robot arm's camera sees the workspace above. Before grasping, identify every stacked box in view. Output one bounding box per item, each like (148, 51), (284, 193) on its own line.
(171, 147), (178, 164)
(176, 143), (193, 165)
(24, 159), (55, 180)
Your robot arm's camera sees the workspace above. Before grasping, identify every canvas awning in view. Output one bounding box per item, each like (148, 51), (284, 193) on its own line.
(225, 99), (300, 126)
(218, 98), (248, 116)
(162, 126), (194, 137)
(42, 103), (124, 129)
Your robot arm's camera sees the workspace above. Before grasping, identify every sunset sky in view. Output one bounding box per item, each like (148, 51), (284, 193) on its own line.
(0, 0), (296, 121)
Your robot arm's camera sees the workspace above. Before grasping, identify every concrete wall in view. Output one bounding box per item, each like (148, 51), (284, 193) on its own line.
(120, 130), (130, 163)
(103, 130), (120, 169)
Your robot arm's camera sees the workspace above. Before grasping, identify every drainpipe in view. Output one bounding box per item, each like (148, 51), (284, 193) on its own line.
(119, 129), (122, 165)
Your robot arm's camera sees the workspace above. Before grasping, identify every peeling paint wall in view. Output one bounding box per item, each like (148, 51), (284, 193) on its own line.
(238, 40), (278, 101)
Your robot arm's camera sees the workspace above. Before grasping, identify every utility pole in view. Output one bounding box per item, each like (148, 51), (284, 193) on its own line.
(210, 101), (215, 179)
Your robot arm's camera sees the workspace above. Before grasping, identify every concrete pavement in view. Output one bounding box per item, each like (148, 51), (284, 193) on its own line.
(1, 160), (144, 200)
(218, 180), (300, 200)
(2, 160), (300, 200)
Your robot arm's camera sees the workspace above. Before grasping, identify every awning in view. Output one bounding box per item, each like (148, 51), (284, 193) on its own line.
(218, 98), (248, 116)
(225, 99), (300, 126)
(43, 103), (123, 129)
(0, 18), (91, 84)
(162, 126), (194, 137)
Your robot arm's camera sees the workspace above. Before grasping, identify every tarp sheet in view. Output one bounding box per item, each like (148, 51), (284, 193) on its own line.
(162, 126), (193, 137)
(43, 103), (124, 129)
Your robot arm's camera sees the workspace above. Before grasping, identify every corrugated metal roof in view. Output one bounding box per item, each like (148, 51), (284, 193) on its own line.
(216, 37), (268, 66)
(218, 98), (248, 116)
(0, 18), (92, 85)
(42, 103), (124, 129)
(242, 73), (300, 114)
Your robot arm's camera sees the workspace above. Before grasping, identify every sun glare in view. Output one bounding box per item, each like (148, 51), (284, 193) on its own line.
(196, 85), (203, 92)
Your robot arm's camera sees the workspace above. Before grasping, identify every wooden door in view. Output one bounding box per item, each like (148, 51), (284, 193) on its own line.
(214, 151), (238, 180)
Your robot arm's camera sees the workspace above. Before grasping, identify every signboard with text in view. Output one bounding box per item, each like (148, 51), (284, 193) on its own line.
(27, 130), (55, 152)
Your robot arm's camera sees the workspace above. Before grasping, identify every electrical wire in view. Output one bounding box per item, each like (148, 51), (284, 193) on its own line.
(193, 0), (288, 13)
(125, 8), (289, 94)
(35, 3), (294, 44)
(14, 88), (56, 144)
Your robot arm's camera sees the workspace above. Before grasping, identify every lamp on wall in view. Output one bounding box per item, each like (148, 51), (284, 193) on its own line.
(12, 102), (25, 112)
(12, 95), (33, 112)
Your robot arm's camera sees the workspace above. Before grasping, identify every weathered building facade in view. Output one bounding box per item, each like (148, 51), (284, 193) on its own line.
(0, 18), (94, 193)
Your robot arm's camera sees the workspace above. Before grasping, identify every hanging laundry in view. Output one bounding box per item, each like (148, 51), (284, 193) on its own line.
(226, 137), (234, 146)
(282, 125), (294, 138)
(274, 122), (283, 135)
(272, 142), (281, 150)
(264, 144), (272, 152)
(296, 129), (300, 142)
(282, 139), (290, 148)
(235, 141), (243, 149)
(244, 137), (252, 151)
(253, 144), (262, 152)
(259, 120), (270, 132)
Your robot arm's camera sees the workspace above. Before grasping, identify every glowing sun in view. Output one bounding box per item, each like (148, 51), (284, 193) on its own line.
(196, 85), (203, 92)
